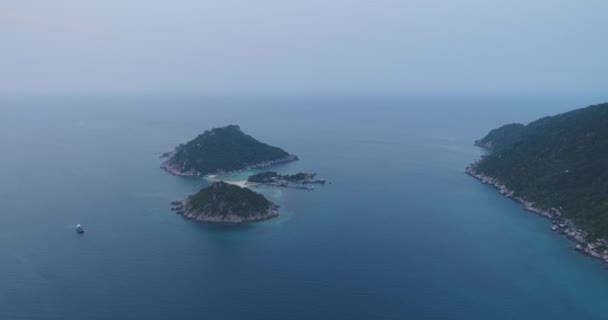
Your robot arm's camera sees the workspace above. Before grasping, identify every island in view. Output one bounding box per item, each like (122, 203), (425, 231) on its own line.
(466, 102), (608, 262)
(171, 181), (279, 223)
(247, 171), (326, 190)
(161, 125), (298, 177)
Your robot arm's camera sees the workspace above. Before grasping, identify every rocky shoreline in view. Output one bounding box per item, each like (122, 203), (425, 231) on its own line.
(160, 152), (299, 177)
(170, 199), (279, 224)
(467, 153), (608, 265)
(247, 171), (327, 191)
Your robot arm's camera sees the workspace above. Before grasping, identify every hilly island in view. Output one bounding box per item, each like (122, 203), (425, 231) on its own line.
(162, 125), (299, 223)
(171, 181), (279, 223)
(161, 125), (298, 176)
(467, 102), (608, 260)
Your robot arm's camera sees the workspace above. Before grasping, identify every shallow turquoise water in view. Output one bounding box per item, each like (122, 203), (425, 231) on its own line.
(1, 94), (608, 319)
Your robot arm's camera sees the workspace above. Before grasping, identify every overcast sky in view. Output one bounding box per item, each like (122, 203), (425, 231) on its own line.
(2, 0), (607, 95)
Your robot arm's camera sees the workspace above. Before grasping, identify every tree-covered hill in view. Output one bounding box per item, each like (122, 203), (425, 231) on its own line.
(172, 181), (279, 223)
(162, 125), (297, 176)
(188, 182), (273, 218)
(473, 102), (608, 237)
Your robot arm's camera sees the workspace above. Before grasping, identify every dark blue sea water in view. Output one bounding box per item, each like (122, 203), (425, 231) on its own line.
(2, 94), (608, 320)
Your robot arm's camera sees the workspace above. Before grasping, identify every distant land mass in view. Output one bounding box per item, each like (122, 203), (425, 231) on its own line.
(467, 102), (608, 242)
(161, 125), (298, 176)
(171, 181), (279, 223)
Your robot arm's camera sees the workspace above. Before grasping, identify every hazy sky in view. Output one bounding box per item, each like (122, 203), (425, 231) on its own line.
(2, 0), (607, 95)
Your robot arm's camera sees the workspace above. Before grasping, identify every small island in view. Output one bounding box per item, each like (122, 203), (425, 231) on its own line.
(161, 125), (298, 177)
(171, 181), (279, 223)
(248, 171), (326, 190)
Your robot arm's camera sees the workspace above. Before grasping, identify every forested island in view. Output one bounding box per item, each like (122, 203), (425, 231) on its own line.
(248, 171), (326, 190)
(467, 102), (608, 262)
(171, 181), (279, 223)
(161, 125), (298, 176)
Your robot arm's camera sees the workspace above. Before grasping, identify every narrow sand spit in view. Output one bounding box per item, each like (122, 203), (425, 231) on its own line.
(205, 176), (253, 188)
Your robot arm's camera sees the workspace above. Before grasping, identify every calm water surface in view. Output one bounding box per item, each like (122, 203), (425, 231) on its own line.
(1, 95), (608, 319)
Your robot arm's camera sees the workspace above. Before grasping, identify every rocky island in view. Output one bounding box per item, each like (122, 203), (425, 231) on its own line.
(171, 181), (279, 223)
(247, 171), (326, 190)
(161, 125), (298, 177)
(467, 102), (608, 263)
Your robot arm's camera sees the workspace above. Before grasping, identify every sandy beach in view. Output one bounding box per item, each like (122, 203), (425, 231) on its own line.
(205, 175), (253, 188)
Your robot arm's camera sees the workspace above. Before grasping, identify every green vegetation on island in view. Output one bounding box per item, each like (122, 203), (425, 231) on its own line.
(248, 171), (326, 189)
(161, 125), (297, 176)
(247, 171), (280, 183)
(468, 102), (608, 237)
(171, 181), (278, 223)
(248, 171), (324, 183)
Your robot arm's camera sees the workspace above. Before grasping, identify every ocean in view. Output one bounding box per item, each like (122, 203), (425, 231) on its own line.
(1, 94), (608, 319)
